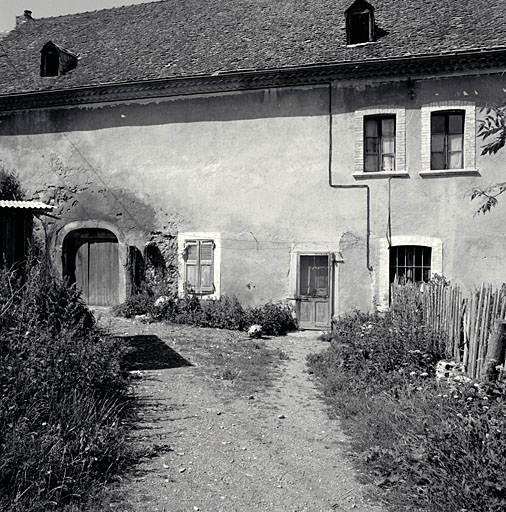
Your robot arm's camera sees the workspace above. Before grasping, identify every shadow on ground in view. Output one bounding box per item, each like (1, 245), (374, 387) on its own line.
(117, 335), (192, 370)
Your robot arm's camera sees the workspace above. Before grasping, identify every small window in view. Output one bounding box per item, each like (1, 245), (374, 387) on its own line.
(431, 111), (464, 170)
(40, 41), (78, 77)
(183, 239), (215, 295)
(42, 50), (59, 77)
(389, 246), (432, 284)
(364, 115), (395, 172)
(346, 0), (375, 45)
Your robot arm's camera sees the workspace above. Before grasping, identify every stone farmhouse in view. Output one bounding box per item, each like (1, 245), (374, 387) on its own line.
(0, 0), (505, 328)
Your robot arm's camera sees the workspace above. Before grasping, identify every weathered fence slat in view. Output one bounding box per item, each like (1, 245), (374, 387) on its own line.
(391, 281), (506, 381)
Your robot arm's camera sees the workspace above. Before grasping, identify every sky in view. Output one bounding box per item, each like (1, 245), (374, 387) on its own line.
(0, 0), (157, 33)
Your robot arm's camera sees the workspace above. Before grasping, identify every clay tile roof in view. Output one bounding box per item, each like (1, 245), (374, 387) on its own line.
(0, 200), (55, 210)
(0, 0), (505, 94)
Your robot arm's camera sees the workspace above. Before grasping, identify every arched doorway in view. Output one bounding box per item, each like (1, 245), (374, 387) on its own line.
(63, 228), (120, 306)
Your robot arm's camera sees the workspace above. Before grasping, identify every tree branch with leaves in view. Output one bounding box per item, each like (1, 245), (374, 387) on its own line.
(471, 102), (506, 214)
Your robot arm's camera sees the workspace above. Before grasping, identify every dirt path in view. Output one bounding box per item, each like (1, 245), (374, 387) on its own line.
(102, 315), (383, 512)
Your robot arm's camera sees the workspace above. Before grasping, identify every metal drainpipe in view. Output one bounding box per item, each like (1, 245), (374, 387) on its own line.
(327, 84), (373, 271)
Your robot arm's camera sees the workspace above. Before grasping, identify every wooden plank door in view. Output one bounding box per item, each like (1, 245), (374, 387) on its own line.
(88, 238), (119, 306)
(74, 238), (90, 303)
(297, 254), (332, 330)
(65, 229), (119, 306)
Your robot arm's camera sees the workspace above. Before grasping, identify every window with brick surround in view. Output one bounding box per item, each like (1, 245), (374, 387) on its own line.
(364, 115), (396, 172)
(421, 102), (476, 174)
(431, 111), (464, 170)
(354, 107), (406, 177)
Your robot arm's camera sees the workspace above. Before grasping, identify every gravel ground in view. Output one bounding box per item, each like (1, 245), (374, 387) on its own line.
(98, 313), (383, 512)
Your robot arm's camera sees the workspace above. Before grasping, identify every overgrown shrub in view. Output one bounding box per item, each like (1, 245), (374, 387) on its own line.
(246, 301), (297, 335)
(200, 296), (247, 330)
(0, 261), (129, 511)
(111, 290), (155, 318)
(114, 287), (297, 335)
(0, 168), (24, 200)
(307, 311), (506, 511)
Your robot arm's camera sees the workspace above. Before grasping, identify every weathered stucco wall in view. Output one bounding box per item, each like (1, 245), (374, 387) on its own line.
(0, 74), (505, 317)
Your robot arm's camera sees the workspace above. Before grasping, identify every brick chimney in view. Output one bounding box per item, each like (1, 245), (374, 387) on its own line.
(16, 10), (33, 27)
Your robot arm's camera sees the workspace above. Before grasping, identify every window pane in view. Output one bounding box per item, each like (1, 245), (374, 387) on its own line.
(382, 137), (395, 155)
(431, 114), (445, 133)
(364, 119), (378, 137)
(186, 265), (198, 290)
(406, 248), (413, 266)
(365, 137), (378, 154)
(397, 246), (405, 267)
(449, 114), (464, 134)
(423, 247), (431, 266)
(449, 151), (463, 169)
(431, 152), (445, 170)
(382, 118), (395, 136)
(448, 134), (463, 153)
(382, 155), (395, 172)
(431, 134), (445, 152)
(390, 246), (432, 284)
(200, 265), (212, 288)
(349, 12), (370, 44)
(299, 255), (328, 297)
(365, 155), (378, 172)
(186, 244), (198, 261)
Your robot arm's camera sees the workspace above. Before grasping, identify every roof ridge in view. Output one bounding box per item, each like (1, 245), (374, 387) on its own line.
(13, 0), (168, 25)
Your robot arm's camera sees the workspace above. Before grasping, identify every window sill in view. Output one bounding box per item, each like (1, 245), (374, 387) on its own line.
(346, 41), (377, 48)
(419, 168), (480, 178)
(352, 171), (410, 180)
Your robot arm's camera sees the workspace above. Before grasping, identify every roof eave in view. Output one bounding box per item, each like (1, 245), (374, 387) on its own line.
(1, 48), (506, 112)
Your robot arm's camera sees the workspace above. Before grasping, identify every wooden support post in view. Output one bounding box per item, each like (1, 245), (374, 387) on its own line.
(484, 319), (506, 381)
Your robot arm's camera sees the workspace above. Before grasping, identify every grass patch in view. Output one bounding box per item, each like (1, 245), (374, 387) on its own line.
(198, 329), (288, 396)
(115, 321), (288, 397)
(308, 311), (506, 511)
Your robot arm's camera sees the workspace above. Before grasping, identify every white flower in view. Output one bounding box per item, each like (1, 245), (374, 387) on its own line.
(248, 325), (263, 338)
(154, 295), (171, 307)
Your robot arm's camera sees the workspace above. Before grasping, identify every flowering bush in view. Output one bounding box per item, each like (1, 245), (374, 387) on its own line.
(114, 289), (297, 335)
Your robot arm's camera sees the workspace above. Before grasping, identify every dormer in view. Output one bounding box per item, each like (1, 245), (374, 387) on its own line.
(40, 41), (78, 77)
(345, 0), (375, 45)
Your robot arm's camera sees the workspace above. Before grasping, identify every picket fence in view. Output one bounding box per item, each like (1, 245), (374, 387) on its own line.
(390, 281), (506, 380)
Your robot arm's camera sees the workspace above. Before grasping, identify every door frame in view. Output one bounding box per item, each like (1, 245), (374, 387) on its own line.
(294, 251), (334, 330)
(55, 220), (128, 305)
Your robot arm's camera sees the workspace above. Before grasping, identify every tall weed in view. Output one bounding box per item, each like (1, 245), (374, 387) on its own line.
(0, 261), (129, 512)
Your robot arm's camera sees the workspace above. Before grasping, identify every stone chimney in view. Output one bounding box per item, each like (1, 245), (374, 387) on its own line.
(16, 10), (33, 27)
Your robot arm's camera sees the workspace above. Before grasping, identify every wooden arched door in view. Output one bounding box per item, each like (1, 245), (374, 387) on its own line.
(63, 228), (119, 306)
